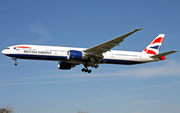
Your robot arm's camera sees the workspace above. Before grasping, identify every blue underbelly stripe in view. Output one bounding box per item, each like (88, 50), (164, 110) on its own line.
(7, 54), (144, 65)
(7, 54), (67, 61)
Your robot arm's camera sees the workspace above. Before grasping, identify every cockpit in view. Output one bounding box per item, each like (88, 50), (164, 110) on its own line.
(1, 47), (11, 55)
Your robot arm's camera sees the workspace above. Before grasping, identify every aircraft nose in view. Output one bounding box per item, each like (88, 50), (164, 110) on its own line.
(1, 49), (6, 55)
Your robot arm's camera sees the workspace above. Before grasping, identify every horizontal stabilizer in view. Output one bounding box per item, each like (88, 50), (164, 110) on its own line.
(150, 50), (178, 58)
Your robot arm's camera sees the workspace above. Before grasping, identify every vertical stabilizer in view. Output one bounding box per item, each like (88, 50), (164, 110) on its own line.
(142, 34), (165, 55)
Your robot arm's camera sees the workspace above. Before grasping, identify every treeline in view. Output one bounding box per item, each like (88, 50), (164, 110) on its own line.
(0, 105), (13, 113)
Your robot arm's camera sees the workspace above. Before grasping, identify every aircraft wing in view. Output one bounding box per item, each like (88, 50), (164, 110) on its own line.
(84, 28), (143, 54)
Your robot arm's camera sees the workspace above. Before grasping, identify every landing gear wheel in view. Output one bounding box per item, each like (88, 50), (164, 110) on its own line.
(95, 64), (99, 68)
(85, 68), (88, 73)
(88, 70), (92, 73)
(12, 57), (18, 66)
(82, 68), (85, 72)
(14, 62), (18, 66)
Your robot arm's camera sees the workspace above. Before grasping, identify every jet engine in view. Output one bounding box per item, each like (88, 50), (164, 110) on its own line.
(67, 50), (87, 60)
(58, 61), (75, 70)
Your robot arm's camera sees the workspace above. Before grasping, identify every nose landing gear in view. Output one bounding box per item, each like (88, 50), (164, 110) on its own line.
(14, 62), (18, 66)
(12, 57), (18, 66)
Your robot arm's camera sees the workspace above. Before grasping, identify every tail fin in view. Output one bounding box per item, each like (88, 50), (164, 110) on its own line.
(142, 34), (165, 55)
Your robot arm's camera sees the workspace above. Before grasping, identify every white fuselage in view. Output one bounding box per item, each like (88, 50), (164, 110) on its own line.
(2, 44), (159, 65)
(1, 29), (176, 73)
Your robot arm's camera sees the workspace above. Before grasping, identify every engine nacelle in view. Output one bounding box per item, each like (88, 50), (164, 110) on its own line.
(67, 50), (86, 60)
(58, 61), (75, 70)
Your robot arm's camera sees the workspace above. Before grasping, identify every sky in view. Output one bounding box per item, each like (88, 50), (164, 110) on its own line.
(0, 0), (180, 113)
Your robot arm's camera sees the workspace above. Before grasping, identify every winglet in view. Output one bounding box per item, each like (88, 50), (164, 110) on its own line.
(135, 28), (143, 31)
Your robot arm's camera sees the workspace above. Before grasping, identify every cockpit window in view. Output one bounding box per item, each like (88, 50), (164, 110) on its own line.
(5, 48), (10, 49)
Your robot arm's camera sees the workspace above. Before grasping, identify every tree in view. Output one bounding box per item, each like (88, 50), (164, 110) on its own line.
(0, 105), (13, 113)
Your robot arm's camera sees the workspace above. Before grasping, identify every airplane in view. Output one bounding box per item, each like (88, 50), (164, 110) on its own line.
(1, 28), (177, 73)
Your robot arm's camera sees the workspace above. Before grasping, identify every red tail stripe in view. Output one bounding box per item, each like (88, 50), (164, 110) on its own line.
(150, 37), (164, 45)
(144, 48), (157, 55)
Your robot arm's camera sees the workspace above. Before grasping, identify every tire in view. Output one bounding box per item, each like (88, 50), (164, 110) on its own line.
(14, 62), (18, 66)
(85, 69), (88, 72)
(82, 68), (85, 72)
(88, 70), (92, 73)
(95, 65), (99, 68)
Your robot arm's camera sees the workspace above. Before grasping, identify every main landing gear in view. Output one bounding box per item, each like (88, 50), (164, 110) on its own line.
(81, 68), (92, 73)
(81, 63), (99, 73)
(12, 57), (18, 66)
